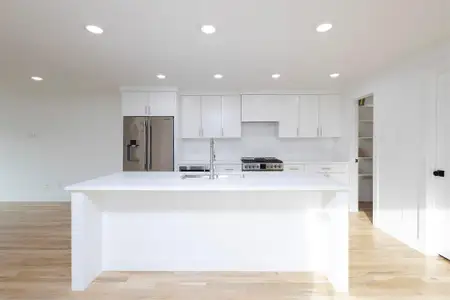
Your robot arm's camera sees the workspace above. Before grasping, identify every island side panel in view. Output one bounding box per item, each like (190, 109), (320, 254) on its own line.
(71, 192), (103, 291)
(324, 191), (349, 293)
(101, 190), (323, 272)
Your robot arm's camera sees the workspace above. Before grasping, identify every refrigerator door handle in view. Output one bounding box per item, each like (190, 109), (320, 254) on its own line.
(149, 124), (153, 170)
(144, 120), (149, 170)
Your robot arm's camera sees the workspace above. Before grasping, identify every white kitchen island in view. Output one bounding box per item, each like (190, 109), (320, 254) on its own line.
(65, 172), (349, 293)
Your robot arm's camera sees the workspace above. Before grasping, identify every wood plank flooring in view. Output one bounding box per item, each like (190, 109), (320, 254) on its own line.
(0, 202), (449, 299)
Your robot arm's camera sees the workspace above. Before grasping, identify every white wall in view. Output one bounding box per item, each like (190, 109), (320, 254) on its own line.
(344, 40), (450, 254)
(0, 87), (122, 201)
(179, 122), (348, 163)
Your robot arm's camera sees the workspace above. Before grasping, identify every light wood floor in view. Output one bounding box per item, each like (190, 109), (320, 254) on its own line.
(1, 203), (450, 299)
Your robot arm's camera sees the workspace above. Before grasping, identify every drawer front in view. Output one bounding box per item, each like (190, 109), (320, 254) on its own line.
(284, 164), (306, 172)
(215, 165), (242, 173)
(307, 164), (348, 173)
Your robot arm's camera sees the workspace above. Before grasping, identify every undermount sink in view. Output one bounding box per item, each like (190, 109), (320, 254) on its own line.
(180, 173), (245, 180)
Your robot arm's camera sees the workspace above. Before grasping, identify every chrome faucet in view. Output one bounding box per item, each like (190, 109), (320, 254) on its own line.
(209, 138), (216, 179)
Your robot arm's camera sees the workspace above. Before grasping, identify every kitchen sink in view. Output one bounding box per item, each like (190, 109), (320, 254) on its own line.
(180, 173), (245, 180)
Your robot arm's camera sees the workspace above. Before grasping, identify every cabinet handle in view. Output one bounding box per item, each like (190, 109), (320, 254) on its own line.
(316, 127), (319, 136)
(296, 128), (299, 136)
(199, 128), (202, 137)
(148, 105), (151, 115)
(144, 106), (147, 115)
(320, 127), (323, 136)
(221, 128), (224, 136)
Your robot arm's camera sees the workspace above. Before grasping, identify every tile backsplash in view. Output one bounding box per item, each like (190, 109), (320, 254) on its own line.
(179, 122), (347, 162)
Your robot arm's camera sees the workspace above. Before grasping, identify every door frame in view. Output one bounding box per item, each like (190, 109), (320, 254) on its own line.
(352, 93), (379, 225)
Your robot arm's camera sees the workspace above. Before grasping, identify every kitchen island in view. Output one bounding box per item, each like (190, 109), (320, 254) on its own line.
(66, 172), (349, 293)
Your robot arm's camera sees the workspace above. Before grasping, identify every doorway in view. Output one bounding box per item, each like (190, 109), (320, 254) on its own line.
(435, 72), (450, 259)
(357, 96), (374, 222)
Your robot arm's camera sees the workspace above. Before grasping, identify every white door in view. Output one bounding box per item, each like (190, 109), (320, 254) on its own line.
(319, 95), (341, 137)
(222, 96), (241, 138)
(298, 95), (319, 137)
(436, 71), (450, 260)
(121, 92), (150, 116)
(201, 96), (222, 138)
(278, 96), (299, 138)
(180, 96), (202, 138)
(149, 92), (176, 116)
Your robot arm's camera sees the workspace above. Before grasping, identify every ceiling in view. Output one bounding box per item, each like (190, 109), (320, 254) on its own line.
(1, 0), (450, 92)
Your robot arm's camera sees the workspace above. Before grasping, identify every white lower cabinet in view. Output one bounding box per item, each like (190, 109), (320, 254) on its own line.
(215, 164), (241, 173)
(306, 164), (349, 184)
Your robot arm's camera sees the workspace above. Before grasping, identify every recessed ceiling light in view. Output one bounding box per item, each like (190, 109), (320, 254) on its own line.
(330, 73), (340, 78)
(214, 74), (223, 79)
(272, 73), (281, 79)
(85, 25), (104, 35)
(316, 23), (333, 33)
(201, 25), (216, 34)
(156, 74), (166, 79)
(31, 76), (43, 81)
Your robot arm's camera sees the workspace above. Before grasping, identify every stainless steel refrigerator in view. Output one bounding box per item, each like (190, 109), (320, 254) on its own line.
(123, 116), (174, 171)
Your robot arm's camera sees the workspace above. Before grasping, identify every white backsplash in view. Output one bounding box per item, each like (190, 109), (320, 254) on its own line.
(180, 122), (347, 162)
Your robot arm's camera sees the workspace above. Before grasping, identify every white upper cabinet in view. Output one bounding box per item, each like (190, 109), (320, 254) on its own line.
(241, 95), (279, 122)
(149, 92), (176, 116)
(278, 94), (341, 138)
(298, 95), (320, 137)
(319, 95), (341, 137)
(180, 95), (242, 139)
(121, 92), (150, 116)
(222, 96), (242, 138)
(278, 96), (300, 138)
(181, 96), (202, 138)
(121, 91), (176, 117)
(201, 96), (222, 138)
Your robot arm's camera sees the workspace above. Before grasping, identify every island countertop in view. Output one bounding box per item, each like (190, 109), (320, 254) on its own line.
(65, 171), (348, 192)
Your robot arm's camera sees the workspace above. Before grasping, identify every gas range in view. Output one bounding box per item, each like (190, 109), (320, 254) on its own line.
(241, 157), (284, 171)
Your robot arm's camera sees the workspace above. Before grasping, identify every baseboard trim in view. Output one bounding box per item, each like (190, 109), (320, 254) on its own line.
(0, 199), (69, 202)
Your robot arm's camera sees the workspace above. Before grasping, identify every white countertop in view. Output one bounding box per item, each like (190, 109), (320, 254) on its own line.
(65, 172), (348, 192)
(178, 160), (349, 165)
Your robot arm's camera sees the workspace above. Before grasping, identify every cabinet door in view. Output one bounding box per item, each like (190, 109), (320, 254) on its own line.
(319, 95), (341, 137)
(278, 96), (299, 138)
(121, 92), (150, 116)
(201, 96), (222, 138)
(221, 96), (241, 138)
(241, 95), (279, 122)
(181, 96), (202, 138)
(298, 95), (319, 137)
(149, 92), (176, 116)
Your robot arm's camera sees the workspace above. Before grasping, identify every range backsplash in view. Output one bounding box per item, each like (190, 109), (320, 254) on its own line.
(180, 122), (347, 162)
